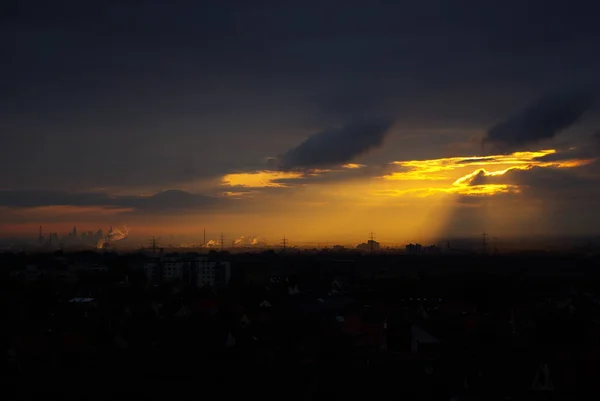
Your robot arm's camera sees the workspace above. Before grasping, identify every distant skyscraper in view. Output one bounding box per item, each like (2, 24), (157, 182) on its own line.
(72, 226), (77, 238)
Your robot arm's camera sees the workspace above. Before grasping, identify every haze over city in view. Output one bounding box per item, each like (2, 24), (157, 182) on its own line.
(2, 1), (600, 247)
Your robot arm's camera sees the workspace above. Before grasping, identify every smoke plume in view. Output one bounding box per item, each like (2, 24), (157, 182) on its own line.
(484, 89), (595, 153)
(277, 117), (393, 170)
(204, 240), (219, 248)
(96, 225), (129, 249)
(233, 236), (266, 246)
(250, 237), (266, 246)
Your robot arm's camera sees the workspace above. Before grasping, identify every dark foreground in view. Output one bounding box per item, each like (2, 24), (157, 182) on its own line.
(2, 250), (600, 400)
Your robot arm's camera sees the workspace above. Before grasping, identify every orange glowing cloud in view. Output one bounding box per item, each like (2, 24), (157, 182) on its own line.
(452, 166), (529, 187)
(220, 149), (594, 200)
(375, 183), (518, 198)
(377, 148), (595, 198)
(222, 171), (305, 188)
(342, 163), (365, 169)
(382, 149), (559, 181)
(221, 191), (257, 198)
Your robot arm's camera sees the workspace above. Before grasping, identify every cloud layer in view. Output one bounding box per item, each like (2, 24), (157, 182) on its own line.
(484, 89), (595, 153)
(0, 190), (221, 212)
(3, 1), (600, 239)
(277, 118), (393, 170)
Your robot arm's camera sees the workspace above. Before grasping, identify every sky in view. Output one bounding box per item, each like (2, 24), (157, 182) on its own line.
(2, 0), (600, 247)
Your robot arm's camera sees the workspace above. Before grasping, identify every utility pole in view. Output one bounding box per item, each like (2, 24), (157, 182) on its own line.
(281, 235), (288, 251)
(220, 233), (225, 252)
(369, 232), (376, 253)
(203, 228), (206, 247)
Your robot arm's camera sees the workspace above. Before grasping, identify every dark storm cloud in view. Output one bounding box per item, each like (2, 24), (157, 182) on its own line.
(460, 165), (600, 199)
(484, 89), (596, 153)
(277, 118), (393, 170)
(0, 190), (111, 208)
(440, 164), (600, 238)
(119, 190), (221, 212)
(532, 132), (600, 163)
(0, 190), (222, 212)
(2, 0), (600, 192)
(265, 166), (377, 187)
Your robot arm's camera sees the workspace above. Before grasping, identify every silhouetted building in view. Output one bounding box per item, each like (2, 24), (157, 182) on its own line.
(357, 240), (380, 252)
(406, 243), (422, 254)
(405, 243), (440, 255)
(145, 255), (231, 289)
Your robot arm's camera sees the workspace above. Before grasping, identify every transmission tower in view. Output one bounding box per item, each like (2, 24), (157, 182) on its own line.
(220, 233), (225, 251)
(369, 232), (376, 253)
(281, 235), (288, 251)
(148, 236), (159, 254)
(481, 232), (488, 254)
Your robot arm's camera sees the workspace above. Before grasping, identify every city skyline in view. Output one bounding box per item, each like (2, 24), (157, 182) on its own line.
(2, 1), (600, 242)
(6, 223), (597, 254)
